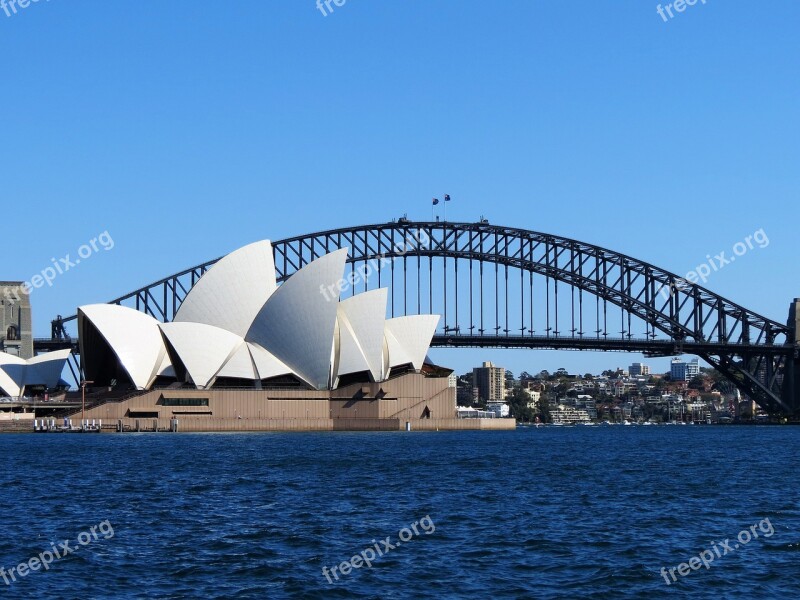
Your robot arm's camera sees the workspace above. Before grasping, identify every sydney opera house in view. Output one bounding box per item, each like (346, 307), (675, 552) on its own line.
(56, 240), (510, 431)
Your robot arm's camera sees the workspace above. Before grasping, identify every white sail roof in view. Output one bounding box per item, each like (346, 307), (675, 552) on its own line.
(384, 327), (413, 370)
(381, 336), (391, 382)
(75, 243), (444, 393)
(247, 342), (294, 381)
(384, 315), (440, 371)
(157, 353), (175, 378)
(174, 240), (277, 337)
(336, 289), (387, 382)
(246, 249), (348, 389)
(215, 342), (257, 381)
(79, 304), (168, 390)
(0, 353), (26, 397)
(159, 322), (243, 389)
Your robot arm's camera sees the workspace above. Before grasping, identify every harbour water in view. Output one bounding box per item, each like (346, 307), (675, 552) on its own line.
(1, 426), (798, 598)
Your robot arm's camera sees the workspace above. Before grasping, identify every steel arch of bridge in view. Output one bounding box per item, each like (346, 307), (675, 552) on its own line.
(50, 221), (799, 415)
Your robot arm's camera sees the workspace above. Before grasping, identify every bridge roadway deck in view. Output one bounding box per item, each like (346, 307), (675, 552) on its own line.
(431, 335), (792, 355)
(34, 335), (792, 357)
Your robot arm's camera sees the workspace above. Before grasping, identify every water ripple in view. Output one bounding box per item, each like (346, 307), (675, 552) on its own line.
(1, 427), (798, 598)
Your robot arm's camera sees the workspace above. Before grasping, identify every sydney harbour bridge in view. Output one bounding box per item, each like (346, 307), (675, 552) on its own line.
(40, 221), (800, 416)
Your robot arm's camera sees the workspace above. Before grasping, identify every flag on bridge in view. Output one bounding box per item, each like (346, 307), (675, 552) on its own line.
(432, 198), (439, 205)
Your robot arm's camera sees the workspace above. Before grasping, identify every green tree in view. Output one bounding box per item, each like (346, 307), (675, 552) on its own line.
(538, 392), (552, 423)
(688, 375), (705, 390)
(506, 387), (534, 422)
(505, 370), (517, 388)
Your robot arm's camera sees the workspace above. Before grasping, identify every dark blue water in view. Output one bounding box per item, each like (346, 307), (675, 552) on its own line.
(1, 427), (798, 598)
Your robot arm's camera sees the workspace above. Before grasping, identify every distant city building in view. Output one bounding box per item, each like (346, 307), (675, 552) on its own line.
(448, 373), (457, 388)
(688, 360), (700, 378)
(521, 380), (544, 393)
(473, 361), (506, 403)
(671, 358), (700, 381)
(552, 405), (591, 424)
(524, 389), (542, 411)
(456, 406), (495, 419)
(573, 395), (597, 419)
(486, 401), (510, 418)
(629, 362), (650, 376)
(614, 403), (633, 420)
(1, 282), (33, 359)
(613, 380), (639, 396)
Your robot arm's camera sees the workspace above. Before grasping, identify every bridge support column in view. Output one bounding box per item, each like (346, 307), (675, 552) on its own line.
(781, 299), (800, 416)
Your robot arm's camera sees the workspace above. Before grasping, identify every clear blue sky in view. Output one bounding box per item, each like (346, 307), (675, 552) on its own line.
(2, 0), (798, 377)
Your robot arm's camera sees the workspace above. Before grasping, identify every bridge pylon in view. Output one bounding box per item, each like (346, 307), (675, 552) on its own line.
(781, 298), (800, 416)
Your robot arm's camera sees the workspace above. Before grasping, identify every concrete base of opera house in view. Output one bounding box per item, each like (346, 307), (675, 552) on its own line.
(80, 416), (514, 433)
(48, 373), (516, 433)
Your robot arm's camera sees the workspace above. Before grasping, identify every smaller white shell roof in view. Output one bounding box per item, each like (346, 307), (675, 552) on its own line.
(216, 342), (257, 381)
(0, 350), (71, 396)
(384, 327), (413, 371)
(384, 315), (440, 371)
(247, 343), (294, 381)
(159, 322), (243, 389)
(336, 289), (387, 382)
(157, 353), (174, 378)
(25, 349), (71, 388)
